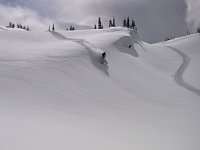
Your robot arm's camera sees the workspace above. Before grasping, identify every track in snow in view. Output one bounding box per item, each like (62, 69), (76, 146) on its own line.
(167, 46), (200, 96)
(50, 31), (109, 76)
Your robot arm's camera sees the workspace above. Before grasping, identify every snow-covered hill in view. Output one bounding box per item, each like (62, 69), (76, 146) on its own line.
(0, 27), (200, 150)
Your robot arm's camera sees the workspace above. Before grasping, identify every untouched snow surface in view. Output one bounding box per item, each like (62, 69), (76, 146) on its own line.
(0, 27), (200, 150)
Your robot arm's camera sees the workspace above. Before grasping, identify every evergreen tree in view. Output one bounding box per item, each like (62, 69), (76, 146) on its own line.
(26, 26), (30, 31)
(70, 25), (75, 31)
(187, 29), (189, 35)
(17, 23), (21, 28)
(197, 28), (200, 34)
(9, 22), (12, 27)
(98, 17), (102, 29)
(109, 19), (112, 27)
(131, 19), (136, 29)
(127, 17), (130, 28)
(52, 23), (55, 31)
(112, 16), (116, 27)
(11, 23), (15, 28)
(123, 17), (127, 27)
(94, 23), (97, 29)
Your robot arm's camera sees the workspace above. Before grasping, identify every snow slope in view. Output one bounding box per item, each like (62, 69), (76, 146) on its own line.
(161, 34), (200, 90)
(0, 27), (200, 150)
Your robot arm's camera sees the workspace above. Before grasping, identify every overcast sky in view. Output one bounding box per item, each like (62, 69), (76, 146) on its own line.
(0, 0), (199, 43)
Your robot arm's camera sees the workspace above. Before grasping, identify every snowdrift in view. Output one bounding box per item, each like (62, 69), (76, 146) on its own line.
(0, 27), (200, 150)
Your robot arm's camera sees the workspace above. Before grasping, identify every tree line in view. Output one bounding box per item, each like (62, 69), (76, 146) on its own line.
(94, 16), (137, 30)
(49, 16), (137, 32)
(7, 22), (30, 31)
(49, 23), (76, 32)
